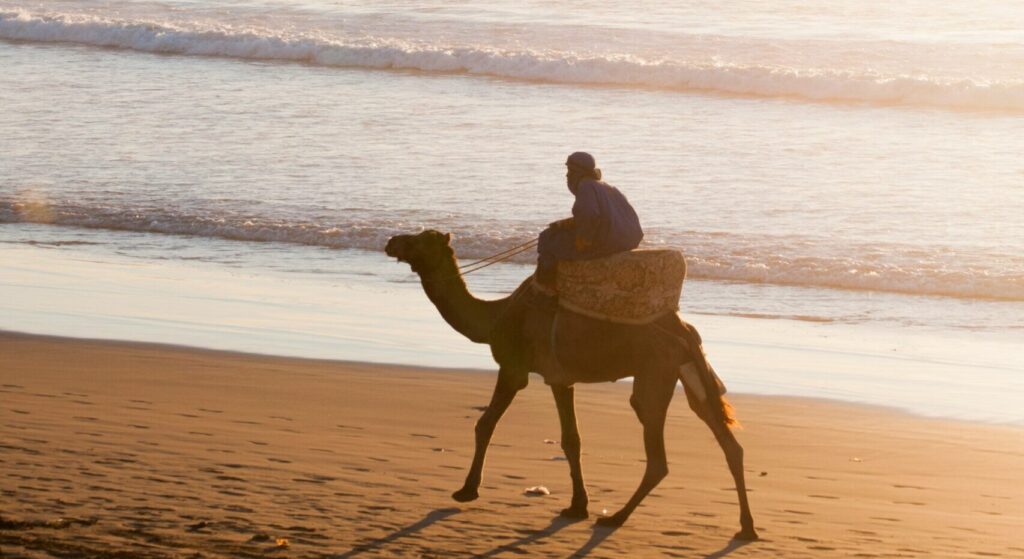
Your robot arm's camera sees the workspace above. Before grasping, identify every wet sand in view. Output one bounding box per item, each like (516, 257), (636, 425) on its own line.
(1, 331), (1021, 558)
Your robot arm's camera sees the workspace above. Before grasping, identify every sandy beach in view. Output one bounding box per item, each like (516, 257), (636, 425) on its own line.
(1, 331), (1020, 558)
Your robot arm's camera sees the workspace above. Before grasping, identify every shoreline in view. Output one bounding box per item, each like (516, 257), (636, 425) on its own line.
(2, 331), (1021, 557)
(2, 236), (1022, 426)
(2, 328), (1022, 432)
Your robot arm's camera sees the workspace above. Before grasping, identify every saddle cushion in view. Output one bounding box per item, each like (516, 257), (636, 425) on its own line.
(556, 249), (687, 325)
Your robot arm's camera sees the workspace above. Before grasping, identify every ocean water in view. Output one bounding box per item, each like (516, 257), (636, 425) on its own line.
(1, 1), (1022, 420)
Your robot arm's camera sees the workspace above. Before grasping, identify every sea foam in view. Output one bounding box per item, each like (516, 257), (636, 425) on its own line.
(2, 10), (1024, 112)
(2, 200), (1021, 302)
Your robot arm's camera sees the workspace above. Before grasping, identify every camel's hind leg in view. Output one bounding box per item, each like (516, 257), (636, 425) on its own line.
(551, 384), (589, 518)
(452, 368), (525, 502)
(596, 372), (676, 527)
(685, 388), (758, 540)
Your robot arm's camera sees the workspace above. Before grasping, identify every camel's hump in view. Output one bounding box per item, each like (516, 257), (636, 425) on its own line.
(557, 249), (687, 325)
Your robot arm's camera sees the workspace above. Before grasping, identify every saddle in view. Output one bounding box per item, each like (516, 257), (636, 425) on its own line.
(556, 249), (687, 325)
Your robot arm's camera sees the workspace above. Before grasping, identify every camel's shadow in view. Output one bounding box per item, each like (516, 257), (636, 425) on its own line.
(332, 507), (461, 558)
(475, 514), (593, 557)
(333, 507), (750, 558)
(333, 508), (599, 558)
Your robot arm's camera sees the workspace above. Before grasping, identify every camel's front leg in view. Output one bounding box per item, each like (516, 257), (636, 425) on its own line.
(551, 384), (589, 518)
(452, 369), (525, 502)
(596, 374), (674, 527)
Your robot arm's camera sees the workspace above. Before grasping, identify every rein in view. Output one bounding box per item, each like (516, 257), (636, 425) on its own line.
(420, 238), (539, 284)
(457, 238), (538, 276)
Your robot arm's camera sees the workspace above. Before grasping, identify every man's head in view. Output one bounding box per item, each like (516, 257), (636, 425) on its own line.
(565, 151), (602, 194)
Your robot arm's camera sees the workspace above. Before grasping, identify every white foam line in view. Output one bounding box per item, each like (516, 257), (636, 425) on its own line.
(3, 9), (1024, 112)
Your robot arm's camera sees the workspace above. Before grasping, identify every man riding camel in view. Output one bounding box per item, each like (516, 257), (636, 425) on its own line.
(532, 151), (644, 299)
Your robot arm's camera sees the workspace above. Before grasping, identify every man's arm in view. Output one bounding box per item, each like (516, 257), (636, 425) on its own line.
(571, 182), (600, 250)
(548, 217), (576, 230)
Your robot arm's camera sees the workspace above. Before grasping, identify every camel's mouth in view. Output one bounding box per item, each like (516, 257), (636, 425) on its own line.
(385, 235), (409, 261)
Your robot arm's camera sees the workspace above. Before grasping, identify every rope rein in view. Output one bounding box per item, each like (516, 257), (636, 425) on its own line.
(418, 238), (539, 284)
(457, 238), (538, 271)
(457, 239), (538, 276)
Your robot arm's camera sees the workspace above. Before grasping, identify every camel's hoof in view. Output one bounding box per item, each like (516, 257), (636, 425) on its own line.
(595, 513), (626, 528)
(451, 487), (479, 503)
(559, 505), (589, 520)
(733, 527), (759, 541)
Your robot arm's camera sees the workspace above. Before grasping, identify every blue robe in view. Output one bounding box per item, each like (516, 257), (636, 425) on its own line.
(537, 178), (643, 282)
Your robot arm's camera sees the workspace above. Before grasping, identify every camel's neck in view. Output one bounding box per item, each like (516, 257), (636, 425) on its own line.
(417, 254), (510, 344)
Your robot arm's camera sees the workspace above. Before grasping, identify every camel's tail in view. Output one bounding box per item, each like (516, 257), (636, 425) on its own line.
(674, 320), (741, 430)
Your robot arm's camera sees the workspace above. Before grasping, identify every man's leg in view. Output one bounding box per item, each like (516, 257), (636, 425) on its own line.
(535, 226), (577, 294)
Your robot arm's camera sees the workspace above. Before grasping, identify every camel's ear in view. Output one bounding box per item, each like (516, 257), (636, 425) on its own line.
(444, 232), (452, 245)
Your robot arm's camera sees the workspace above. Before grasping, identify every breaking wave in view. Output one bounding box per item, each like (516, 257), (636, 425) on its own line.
(2, 200), (1022, 302)
(2, 9), (1024, 112)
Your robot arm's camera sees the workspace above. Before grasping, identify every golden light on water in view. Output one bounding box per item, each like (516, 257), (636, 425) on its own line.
(14, 189), (54, 224)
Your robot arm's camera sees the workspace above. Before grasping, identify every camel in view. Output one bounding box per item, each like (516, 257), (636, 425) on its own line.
(385, 229), (757, 540)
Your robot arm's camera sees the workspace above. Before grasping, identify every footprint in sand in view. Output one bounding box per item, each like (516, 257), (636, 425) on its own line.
(267, 458), (292, 464)
(809, 494), (839, 500)
(2, 384), (24, 389)
(10, 409), (30, 415)
(198, 408), (223, 414)
(411, 433), (437, 439)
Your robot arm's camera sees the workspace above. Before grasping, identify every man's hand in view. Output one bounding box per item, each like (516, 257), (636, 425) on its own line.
(549, 217), (576, 230)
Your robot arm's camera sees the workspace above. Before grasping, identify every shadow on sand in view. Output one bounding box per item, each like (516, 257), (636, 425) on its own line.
(332, 507), (461, 558)
(475, 514), (591, 557)
(702, 537), (754, 558)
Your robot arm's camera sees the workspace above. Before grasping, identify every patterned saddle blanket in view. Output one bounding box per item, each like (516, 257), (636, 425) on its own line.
(556, 249), (687, 325)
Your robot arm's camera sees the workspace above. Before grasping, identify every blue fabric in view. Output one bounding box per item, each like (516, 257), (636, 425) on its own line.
(536, 178), (643, 283)
(571, 179), (643, 253)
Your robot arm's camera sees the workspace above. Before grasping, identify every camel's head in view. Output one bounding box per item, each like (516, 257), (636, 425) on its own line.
(385, 230), (454, 273)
